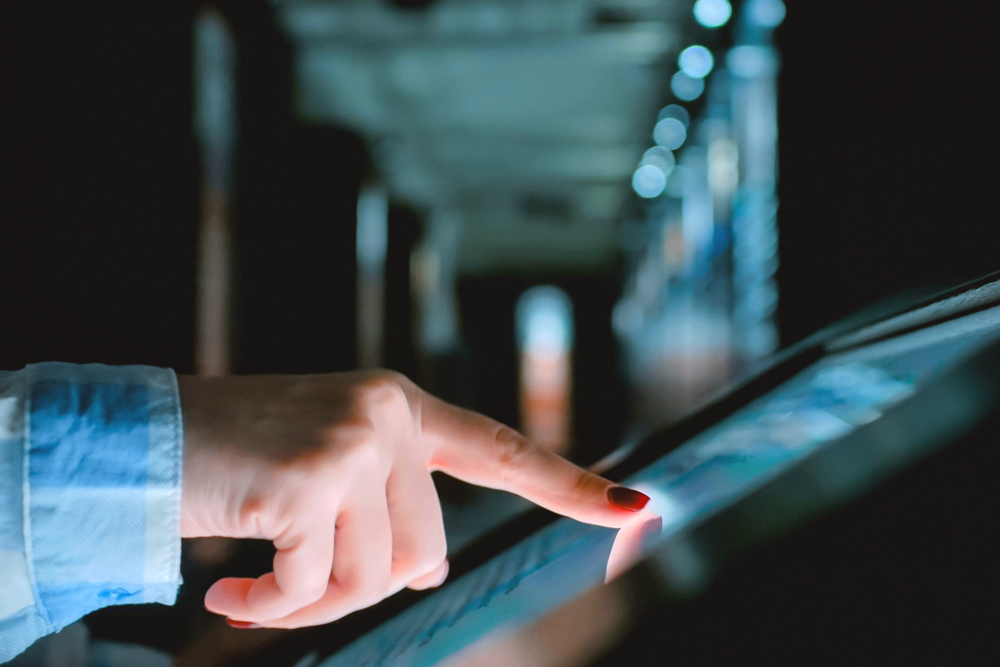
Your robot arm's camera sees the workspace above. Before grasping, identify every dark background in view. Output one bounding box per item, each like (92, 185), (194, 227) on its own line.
(3, 5), (202, 371)
(774, 2), (997, 343)
(3, 1), (994, 372)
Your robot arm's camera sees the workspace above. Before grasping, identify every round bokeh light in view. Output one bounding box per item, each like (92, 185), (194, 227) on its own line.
(632, 164), (667, 198)
(653, 117), (687, 150)
(693, 0), (732, 28)
(658, 104), (690, 128)
(678, 45), (714, 79)
(748, 0), (786, 28)
(640, 146), (675, 173)
(670, 71), (705, 101)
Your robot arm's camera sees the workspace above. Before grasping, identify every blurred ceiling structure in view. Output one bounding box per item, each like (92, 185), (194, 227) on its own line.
(278, 0), (689, 273)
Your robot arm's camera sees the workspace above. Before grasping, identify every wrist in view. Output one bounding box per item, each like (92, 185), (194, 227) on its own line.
(177, 375), (213, 537)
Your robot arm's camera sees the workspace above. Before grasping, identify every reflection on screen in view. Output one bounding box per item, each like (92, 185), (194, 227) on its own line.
(323, 308), (999, 667)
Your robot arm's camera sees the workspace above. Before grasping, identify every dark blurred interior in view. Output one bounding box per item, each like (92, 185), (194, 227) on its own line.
(3, 1), (996, 665)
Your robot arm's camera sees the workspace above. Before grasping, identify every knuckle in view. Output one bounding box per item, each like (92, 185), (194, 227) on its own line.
(353, 371), (413, 417)
(570, 469), (602, 503)
(355, 371), (401, 403)
(378, 369), (409, 386)
(238, 496), (277, 534)
(493, 427), (533, 480)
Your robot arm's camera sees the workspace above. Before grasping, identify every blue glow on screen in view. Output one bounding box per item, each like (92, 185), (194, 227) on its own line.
(324, 309), (1000, 667)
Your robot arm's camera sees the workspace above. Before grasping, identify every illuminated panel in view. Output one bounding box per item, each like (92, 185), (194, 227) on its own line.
(322, 309), (998, 667)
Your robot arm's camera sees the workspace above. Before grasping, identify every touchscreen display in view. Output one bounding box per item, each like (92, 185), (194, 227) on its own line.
(322, 307), (1000, 667)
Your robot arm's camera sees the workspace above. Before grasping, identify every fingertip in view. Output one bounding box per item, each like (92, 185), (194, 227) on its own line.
(205, 577), (254, 615)
(641, 514), (663, 541)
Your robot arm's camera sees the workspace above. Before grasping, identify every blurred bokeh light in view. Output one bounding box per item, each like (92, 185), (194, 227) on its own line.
(516, 286), (574, 455)
(747, 0), (787, 28)
(693, 0), (733, 28)
(640, 146), (676, 173)
(678, 45), (714, 78)
(670, 71), (706, 100)
(632, 164), (668, 199)
(653, 117), (687, 150)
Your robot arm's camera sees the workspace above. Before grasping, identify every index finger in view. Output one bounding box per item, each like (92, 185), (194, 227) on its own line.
(418, 393), (649, 528)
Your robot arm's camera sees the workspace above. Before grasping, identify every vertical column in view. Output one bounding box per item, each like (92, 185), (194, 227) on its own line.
(356, 185), (389, 369)
(193, 10), (237, 377)
(411, 209), (463, 358)
(516, 286), (574, 456)
(729, 0), (785, 361)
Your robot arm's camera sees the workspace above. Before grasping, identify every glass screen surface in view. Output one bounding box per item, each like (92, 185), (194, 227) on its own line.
(323, 307), (999, 667)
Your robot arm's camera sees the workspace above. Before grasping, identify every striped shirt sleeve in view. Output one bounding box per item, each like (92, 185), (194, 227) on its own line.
(0, 362), (183, 663)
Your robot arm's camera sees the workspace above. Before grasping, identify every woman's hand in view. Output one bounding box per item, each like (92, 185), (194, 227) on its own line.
(178, 371), (649, 629)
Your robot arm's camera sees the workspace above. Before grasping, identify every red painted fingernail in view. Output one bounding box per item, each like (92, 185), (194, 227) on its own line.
(226, 619), (261, 629)
(607, 487), (650, 511)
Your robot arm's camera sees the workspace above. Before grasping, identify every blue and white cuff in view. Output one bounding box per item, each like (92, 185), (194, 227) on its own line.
(0, 362), (183, 660)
